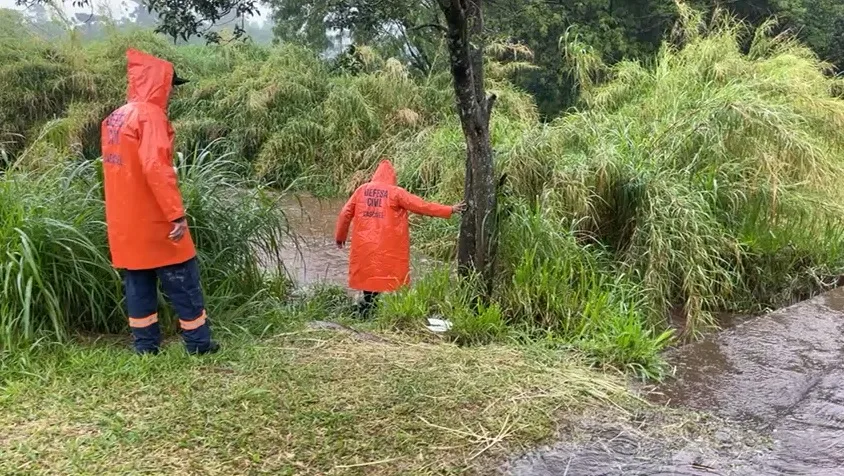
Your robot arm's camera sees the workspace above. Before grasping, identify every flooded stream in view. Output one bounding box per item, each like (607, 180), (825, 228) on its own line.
(506, 289), (844, 475)
(279, 195), (350, 288)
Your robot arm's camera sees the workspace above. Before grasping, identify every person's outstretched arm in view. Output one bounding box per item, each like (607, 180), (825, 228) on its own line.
(396, 189), (465, 218)
(334, 190), (358, 248)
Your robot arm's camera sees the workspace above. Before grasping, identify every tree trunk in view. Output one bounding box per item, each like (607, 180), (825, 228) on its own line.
(437, 0), (497, 296)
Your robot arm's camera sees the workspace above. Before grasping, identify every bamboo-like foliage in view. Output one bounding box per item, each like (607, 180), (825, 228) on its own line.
(0, 16), (534, 193)
(396, 9), (844, 338)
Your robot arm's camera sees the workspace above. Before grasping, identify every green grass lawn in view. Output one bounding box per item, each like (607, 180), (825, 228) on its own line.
(0, 328), (633, 475)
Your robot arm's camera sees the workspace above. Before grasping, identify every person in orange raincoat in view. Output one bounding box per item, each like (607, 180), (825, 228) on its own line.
(101, 49), (218, 355)
(334, 160), (465, 315)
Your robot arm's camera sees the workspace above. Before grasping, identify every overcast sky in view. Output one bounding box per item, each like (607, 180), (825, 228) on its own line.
(0, 0), (269, 24)
(2, 0), (131, 18)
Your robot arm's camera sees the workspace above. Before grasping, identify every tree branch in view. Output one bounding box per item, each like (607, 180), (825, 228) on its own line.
(408, 23), (447, 33)
(484, 93), (497, 124)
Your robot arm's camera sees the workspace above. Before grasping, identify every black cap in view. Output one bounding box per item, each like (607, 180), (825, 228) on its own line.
(172, 71), (190, 86)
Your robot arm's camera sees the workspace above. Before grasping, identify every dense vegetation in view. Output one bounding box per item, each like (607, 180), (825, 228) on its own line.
(0, 143), (287, 349)
(19, 1), (844, 118)
(1, 9), (527, 190)
(3, 4), (844, 378)
(272, 0), (844, 117)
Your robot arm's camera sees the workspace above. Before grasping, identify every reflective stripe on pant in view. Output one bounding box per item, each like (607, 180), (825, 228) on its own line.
(127, 313), (160, 353)
(178, 310), (212, 352)
(123, 257), (213, 353)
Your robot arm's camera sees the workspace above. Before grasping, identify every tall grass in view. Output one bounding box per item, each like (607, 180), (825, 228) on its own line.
(378, 206), (673, 379)
(547, 9), (844, 334)
(0, 160), (120, 345)
(0, 144), (288, 349)
(388, 8), (844, 343)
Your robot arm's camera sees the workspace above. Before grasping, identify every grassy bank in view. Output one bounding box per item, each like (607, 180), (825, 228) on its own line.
(0, 327), (632, 475)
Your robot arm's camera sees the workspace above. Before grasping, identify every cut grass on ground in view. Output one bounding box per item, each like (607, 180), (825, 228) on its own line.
(0, 330), (634, 475)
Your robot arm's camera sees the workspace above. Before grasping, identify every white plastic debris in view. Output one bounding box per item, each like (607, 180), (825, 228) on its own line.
(426, 317), (453, 333)
(174, 152), (184, 176)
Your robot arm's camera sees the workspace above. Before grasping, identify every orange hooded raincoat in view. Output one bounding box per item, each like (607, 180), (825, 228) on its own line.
(335, 160), (453, 292)
(101, 49), (195, 270)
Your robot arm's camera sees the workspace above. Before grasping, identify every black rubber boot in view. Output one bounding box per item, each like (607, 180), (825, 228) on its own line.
(355, 300), (371, 319)
(188, 341), (220, 356)
(356, 291), (379, 319)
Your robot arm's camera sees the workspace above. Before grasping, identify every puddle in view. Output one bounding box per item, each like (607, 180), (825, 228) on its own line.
(504, 417), (768, 476)
(506, 288), (844, 475)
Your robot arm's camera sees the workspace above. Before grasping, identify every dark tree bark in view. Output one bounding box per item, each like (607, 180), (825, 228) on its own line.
(436, 0), (497, 295)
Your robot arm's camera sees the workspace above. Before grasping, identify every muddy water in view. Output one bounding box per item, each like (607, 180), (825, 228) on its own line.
(279, 195), (350, 288)
(506, 288), (844, 475)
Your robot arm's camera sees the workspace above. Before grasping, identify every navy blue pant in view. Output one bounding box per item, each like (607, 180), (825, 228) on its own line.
(123, 257), (213, 354)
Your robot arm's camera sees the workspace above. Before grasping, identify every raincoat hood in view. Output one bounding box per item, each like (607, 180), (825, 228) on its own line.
(126, 49), (174, 109)
(371, 160), (397, 185)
